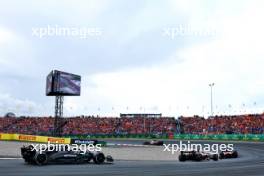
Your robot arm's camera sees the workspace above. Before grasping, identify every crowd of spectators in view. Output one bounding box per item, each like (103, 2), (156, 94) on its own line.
(0, 114), (263, 135)
(0, 116), (176, 135)
(0, 117), (54, 135)
(179, 114), (264, 134)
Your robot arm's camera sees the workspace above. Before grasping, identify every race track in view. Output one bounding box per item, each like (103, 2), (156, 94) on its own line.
(0, 140), (263, 176)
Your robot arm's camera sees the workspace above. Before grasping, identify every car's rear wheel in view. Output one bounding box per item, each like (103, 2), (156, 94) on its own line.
(86, 152), (93, 163)
(178, 154), (186, 162)
(34, 153), (48, 165)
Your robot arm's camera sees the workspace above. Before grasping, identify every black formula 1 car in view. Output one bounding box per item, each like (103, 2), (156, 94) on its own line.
(21, 145), (113, 165)
(178, 150), (218, 162)
(143, 140), (164, 146)
(219, 150), (238, 159)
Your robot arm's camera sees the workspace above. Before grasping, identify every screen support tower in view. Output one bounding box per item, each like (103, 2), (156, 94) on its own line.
(53, 96), (64, 137)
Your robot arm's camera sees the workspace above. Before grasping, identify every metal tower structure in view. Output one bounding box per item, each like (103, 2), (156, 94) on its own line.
(53, 96), (64, 136)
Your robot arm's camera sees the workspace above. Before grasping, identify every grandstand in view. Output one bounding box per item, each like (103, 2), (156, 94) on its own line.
(179, 114), (264, 134)
(0, 113), (263, 136)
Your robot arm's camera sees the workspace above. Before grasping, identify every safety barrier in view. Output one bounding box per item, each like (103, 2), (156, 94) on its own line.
(2, 133), (263, 143)
(0, 133), (71, 144)
(65, 133), (264, 142)
(64, 134), (169, 139)
(173, 134), (264, 141)
(70, 138), (107, 146)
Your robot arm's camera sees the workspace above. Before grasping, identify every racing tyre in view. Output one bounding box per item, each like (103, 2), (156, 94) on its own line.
(93, 152), (105, 164)
(157, 141), (164, 145)
(143, 142), (150, 145)
(232, 151), (238, 158)
(106, 155), (114, 163)
(219, 152), (224, 159)
(85, 152), (93, 163)
(178, 154), (186, 162)
(34, 153), (48, 166)
(195, 154), (203, 161)
(212, 154), (218, 161)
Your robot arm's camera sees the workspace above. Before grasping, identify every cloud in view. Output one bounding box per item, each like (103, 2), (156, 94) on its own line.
(0, 27), (16, 44)
(0, 26), (37, 76)
(0, 0), (264, 117)
(64, 0), (264, 117)
(0, 94), (47, 116)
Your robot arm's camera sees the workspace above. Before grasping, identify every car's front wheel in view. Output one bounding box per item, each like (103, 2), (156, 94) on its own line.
(195, 154), (203, 161)
(232, 151), (238, 158)
(106, 155), (114, 163)
(93, 152), (105, 164)
(212, 154), (219, 161)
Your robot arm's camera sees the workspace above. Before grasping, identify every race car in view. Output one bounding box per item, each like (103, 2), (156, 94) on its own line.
(219, 150), (238, 159)
(21, 145), (113, 165)
(178, 150), (218, 162)
(143, 140), (164, 146)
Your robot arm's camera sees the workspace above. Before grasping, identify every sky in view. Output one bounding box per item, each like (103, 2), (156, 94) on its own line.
(0, 0), (264, 117)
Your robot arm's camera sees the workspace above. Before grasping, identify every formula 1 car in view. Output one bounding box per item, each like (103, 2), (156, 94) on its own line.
(219, 150), (238, 159)
(21, 145), (113, 165)
(143, 140), (164, 146)
(178, 150), (218, 162)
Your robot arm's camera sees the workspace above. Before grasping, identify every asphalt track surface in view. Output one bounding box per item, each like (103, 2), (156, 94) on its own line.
(0, 140), (264, 176)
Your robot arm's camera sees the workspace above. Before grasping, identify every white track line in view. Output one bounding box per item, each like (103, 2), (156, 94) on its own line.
(107, 143), (150, 147)
(0, 158), (22, 160)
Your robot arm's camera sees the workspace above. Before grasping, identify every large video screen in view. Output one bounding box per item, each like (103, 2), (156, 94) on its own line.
(46, 71), (53, 95)
(57, 71), (81, 95)
(46, 70), (81, 96)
